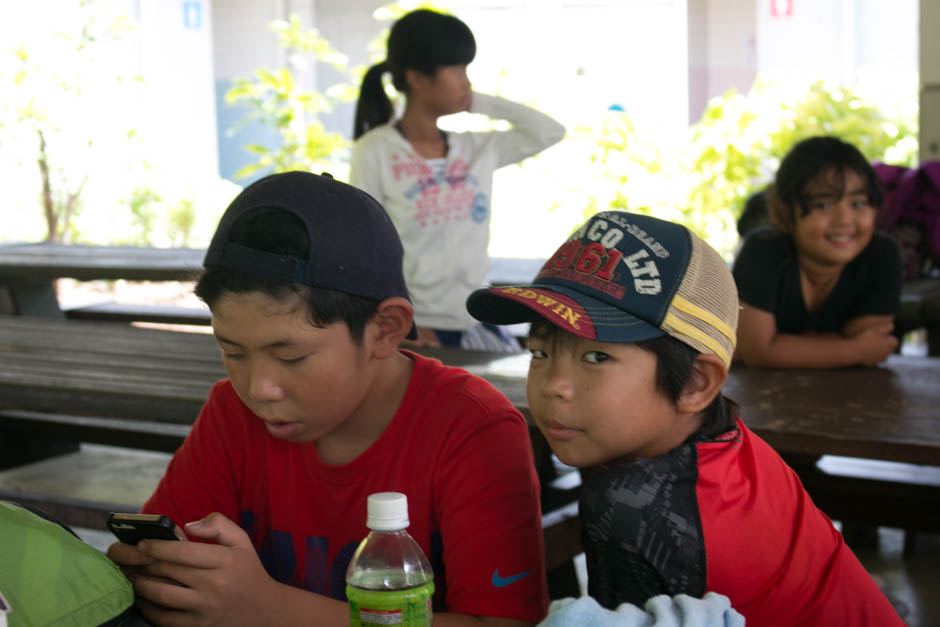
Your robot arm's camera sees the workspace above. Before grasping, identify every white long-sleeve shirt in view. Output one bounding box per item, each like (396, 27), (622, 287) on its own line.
(349, 93), (565, 330)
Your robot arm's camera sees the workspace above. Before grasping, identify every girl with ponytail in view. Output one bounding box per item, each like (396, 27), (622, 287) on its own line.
(350, 8), (565, 350)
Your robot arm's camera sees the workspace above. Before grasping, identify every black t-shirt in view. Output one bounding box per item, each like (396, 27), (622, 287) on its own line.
(732, 227), (901, 334)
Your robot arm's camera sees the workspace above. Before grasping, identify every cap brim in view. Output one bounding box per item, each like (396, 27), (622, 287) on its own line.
(467, 284), (664, 343)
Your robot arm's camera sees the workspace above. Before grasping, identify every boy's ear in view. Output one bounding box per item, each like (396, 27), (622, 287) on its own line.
(369, 297), (415, 358)
(676, 354), (728, 415)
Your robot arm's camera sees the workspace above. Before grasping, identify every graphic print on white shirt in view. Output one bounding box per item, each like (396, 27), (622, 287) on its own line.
(349, 92), (565, 330)
(394, 154), (487, 228)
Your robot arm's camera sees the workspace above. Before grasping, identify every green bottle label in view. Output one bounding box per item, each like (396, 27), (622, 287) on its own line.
(347, 581), (434, 626)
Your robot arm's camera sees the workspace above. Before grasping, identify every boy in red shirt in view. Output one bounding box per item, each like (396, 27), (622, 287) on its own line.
(467, 211), (902, 626)
(107, 171), (547, 626)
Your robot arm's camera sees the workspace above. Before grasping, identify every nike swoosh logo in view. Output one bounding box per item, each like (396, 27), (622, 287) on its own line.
(491, 569), (534, 588)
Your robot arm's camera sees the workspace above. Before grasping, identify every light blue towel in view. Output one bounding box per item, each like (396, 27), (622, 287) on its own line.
(538, 592), (745, 627)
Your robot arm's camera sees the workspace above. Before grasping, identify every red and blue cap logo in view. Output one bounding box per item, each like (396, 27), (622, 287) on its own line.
(467, 212), (693, 343)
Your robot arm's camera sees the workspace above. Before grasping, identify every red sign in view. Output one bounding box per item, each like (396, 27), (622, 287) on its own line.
(770, 0), (793, 17)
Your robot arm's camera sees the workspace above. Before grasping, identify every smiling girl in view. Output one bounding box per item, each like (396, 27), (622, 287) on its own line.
(732, 136), (902, 368)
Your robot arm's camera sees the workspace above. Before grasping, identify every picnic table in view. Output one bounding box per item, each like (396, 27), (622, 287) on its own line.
(0, 315), (580, 592)
(0, 243), (204, 319)
(0, 242), (546, 321)
(4, 241), (938, 354)
(1, 315), (938, 464)
(1, 315), (939, 563)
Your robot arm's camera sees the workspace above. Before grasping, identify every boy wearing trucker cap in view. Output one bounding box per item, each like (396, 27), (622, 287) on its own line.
(467, 211), (901, 626)
(106, 171), (547, 626)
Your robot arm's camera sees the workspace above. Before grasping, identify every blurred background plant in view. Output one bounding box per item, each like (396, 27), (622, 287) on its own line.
(0, 0), (920, 260)
(223, 15), (355, 180)
(3, 0), (136, 243)
(573, 78), (918, 258)
(121, 184), (201, 248)
(1, 0), (239, 247)
(221, 1), (461, 183)
(683, 79), (917, 254)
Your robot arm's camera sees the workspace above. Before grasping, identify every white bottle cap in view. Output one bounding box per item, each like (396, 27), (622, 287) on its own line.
(366, 492), (409, 531)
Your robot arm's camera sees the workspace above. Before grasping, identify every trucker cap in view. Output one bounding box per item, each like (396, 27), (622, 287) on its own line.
(466, 211), (738, 367)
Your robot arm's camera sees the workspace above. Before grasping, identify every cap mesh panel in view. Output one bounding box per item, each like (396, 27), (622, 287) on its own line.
(662, 233), (739, 367)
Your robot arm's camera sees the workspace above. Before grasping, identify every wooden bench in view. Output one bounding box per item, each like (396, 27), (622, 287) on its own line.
(896, 277), (940, 355)
(60, 302), (535, 347)
(6, 316), (940, 571)
(0, 244), (546, 327)
(0, 444), (173, 531)
(0, 426), (582, 595)
(64, 302), (211, 326)
(0, 409), (189, 454)
(794, 455), (940, 557)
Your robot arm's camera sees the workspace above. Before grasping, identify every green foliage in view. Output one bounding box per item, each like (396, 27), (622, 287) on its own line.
(4, 0), (139, 243)
(225, 15), (355, 179)
(580, 79), (918, 258)
(685, 79), (917, 230)
(166, 198), (198, 247)
(225, 2), (475, 184)
(126, 186), (161, 246)
(572, 111), (666, 224)
(115, 180), (224, 248)
(225, 3), (454, 181)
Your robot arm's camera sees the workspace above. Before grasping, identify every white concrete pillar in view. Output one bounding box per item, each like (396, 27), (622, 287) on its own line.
(687, 0), (758, 124)
(921, 0), (940, 163)
(138, 0), (219, 177)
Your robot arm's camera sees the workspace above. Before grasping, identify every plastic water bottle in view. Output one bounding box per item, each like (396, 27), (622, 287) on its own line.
(346, 492), (435, 626)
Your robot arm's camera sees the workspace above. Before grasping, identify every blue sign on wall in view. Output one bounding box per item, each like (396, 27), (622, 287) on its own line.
(183, 1), (202, 29)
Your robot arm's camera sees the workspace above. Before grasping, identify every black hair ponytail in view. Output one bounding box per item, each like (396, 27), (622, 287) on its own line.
(352, 9), (475, 140)
(353, 61), (392, 139)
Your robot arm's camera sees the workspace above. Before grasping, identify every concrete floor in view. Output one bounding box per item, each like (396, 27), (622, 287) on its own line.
(850, 527), (940, 627)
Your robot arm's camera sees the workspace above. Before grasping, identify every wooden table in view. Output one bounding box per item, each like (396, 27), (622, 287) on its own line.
(0, 243), (545, 318)
(2, 316), (938, 558)
(0, 244), (544, 284)
(0, 316), (937, 467)
(3, 242), (936, 354)
(0, 316), (579, 585)
(0, 243), (205, 282)
(724, 362), (940, 466)
(0, 243), (204, 317)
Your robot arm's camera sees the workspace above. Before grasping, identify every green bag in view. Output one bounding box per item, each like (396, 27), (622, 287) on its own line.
(0, 501), (134, 626)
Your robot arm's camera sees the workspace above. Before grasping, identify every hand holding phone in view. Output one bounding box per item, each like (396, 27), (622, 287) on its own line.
(108, 512), (181, 545)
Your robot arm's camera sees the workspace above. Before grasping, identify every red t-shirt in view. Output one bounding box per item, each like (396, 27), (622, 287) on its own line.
(143, 350), (548, 622)
(580, 419), (902, 626)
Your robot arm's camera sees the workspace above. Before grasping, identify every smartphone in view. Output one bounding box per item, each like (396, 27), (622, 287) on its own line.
(107, 513), (180, 545)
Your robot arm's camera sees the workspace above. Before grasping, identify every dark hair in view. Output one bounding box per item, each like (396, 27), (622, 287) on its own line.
(529, 319), (736, 438)
(195, 208), (379, 342)
(736, 188), (770, 238)
(353, 9), (476, 139)
(768, 136), (884, 232)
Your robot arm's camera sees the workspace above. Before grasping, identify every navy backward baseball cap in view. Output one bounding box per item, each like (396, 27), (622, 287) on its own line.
(467, 211), (738, 368)
(204, 171), (417, 339)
